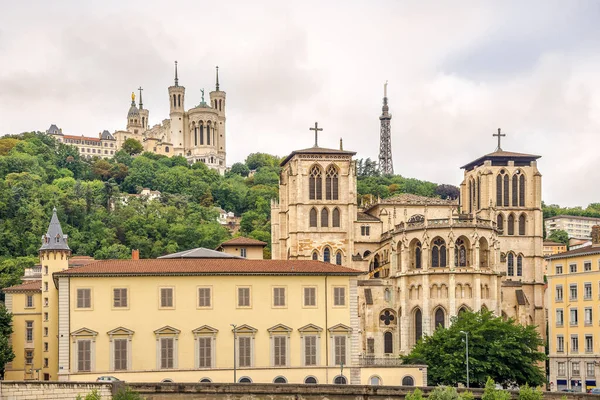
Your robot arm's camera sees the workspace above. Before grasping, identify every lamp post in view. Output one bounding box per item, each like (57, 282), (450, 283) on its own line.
(460, 330), (469, 388)
(230, 324), (237, 383)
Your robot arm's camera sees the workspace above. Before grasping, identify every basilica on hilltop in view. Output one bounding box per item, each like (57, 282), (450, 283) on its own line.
(272, 123), (545, 359)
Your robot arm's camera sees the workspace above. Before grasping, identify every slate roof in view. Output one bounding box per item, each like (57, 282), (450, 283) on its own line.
(461, 150), (541, 171)
(47, 124), (61, 135)
(54, 259), (363, 277)
(3, 280), (41, 293)
(515, 289), (528, 306)
(158, 247), (241, 259)
(545, 245), (600, 260)
(127, 104), (140, 118)
(545, 215), (600, 222)
(40, 208), (70, 251)
(100, 130), (115, 140)
(281, 146), (356, 166)
(218, 237), (267, 247)
(357, 212), (381, 222)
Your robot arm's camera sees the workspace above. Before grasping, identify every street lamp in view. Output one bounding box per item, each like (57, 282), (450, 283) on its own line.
(460, 331), (469, 388)
(230, 324), (237, 383)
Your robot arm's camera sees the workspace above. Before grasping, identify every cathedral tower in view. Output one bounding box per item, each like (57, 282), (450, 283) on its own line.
(209, 66), (227, 162)
(168, 61), (186, 155)
(378, 81), (393, 175)
(39, 208), (70, 380)
(460, 130), (545, 334)
(138, 86), (149, 131)
(126, 92), (142, 134)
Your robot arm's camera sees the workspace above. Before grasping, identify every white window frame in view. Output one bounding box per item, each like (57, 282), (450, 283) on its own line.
(272, 286), (287, 308)
(585, 307), (593, 326)
(330, 335), (349, 366)
(584, 282), (592, 300)
(555, 285), (563, 301)
(154, 326), (180, 370)
(237, 336), (254, 368)
(333, 286), (347, 307)
(159, 287), (175, 309)
(197, 286), (212, 309)
(71, 328), (98, 373)
(112, 287), (128, 309)
(556, 335), (564, 352)
(76, 288), (92, 309)
(271, 335), (290, 367)
(303, 286), (317, 308)
(107, 327), (134, 372)
(237, 286), (251, 308)
(25, 295), (34, 308)
(240, 248), (247, 258)
(193, 325), (218, 369)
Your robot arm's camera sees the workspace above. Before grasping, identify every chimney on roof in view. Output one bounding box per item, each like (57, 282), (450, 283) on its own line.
(132, 249), (140, 260)
(592, 225), (600, 247)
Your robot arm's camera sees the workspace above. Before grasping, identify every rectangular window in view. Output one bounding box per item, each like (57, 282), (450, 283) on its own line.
(198, 337), (212, 368)
(160, 338), (174, 369)
(114, 339), (128, 370)
(555, 285), (563, 301)
(44, 342), (48, 352)
(304, 287), (316, 307)
(558, 362), (566, 376)
(77, 288), (91, 308)
(556, 335), (564, 352)
(571, 335), (579, 353)
(334, 336), (346, 365)
(570, 308), (578, 325)
(44, 297), (48, 307)
(556, 309), (563, 326)
(584, 261), (592, 271)
(44, 266), (48, 275)
(44, 358), (48, 368)
(334, 287), (346, 306)
(585, 335), (593, 353)
(569, 284), (578, 301)
(240, 248), (247, 258)
(160, 288), (174, 308)
(198, 288), (211, 308)
(25, 350), (33, 364)
(26, 295), (34, 308)
(113, 288), (128, 308)
(44, 312), (48, 322)
(304, 336), (317, 366)
(570, 263), (577, 273)
(273, 287), (286, 307)
(25, 321), (33, 342)
(237, 287), (250, 307)
(367, 337), (375, 354)
(572, 362), (580, 376)
(273, 336), (287, 367)
(44, 282), (48, 292)
(78, 340), (91, 372)
(587, 362), (596, 377)
(585, 307), (593, 325)
(43, 327), (48, 337)
(555, 265), (563, 275)
(361, 226), (371, 236)
(238, 337), (252, 367)
(584, 283), (592, 299)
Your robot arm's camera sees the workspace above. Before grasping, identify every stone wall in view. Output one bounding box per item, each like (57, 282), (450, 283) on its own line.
(0, 381), (113, 400)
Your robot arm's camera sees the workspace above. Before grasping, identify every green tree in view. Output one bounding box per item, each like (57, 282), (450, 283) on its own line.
(229, 162), (250, 177)
(0, 305), (15, 374)
(121, 138), (144, 156)
(547, 229), (569, 246)
(402, 310), (545, 388)
(245, 152), (280, 170)
(482, 378), (510, 400)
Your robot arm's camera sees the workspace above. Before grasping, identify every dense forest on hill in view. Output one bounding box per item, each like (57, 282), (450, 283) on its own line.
(0, 131), (595, 291)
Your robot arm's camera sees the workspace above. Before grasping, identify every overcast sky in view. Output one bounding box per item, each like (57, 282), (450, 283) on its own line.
(1, 1), (599, 207)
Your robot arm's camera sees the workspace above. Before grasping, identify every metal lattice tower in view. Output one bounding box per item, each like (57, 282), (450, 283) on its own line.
(378, 81), (393, 174)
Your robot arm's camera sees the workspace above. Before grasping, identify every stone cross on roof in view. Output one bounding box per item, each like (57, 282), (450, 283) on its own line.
(493, 128), (506, 151)
(309, 122), (323, 147)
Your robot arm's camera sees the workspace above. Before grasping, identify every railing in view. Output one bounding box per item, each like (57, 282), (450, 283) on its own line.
(392, 216), (496, 234)
(359, 355), (404, 367)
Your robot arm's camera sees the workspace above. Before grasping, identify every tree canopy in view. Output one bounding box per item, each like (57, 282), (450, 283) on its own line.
(547, 229), (569, 246)
(121, 138), (144, 155)
(402, 310), (546, 388)
(0, 305), (15, 376)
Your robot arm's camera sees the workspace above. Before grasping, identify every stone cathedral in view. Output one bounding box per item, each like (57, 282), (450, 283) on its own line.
(271, 129), (545, 358)
(113, 62), (227, 174)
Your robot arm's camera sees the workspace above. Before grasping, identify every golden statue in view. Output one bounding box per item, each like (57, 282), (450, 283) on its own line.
(131, 92), (135, 102)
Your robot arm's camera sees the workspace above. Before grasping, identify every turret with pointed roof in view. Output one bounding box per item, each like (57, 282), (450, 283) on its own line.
(40, 207), (70, 252)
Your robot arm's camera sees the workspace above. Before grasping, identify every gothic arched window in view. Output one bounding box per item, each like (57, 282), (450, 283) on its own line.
(517, 255), (523, 276)
(326, 165), (339, 200)
(194, 126), (198, 146)
(435, 308), (445, 329)
(312, 251), (318, 260)
(177, 94), (181, 107)
(309, 166), (323, 200)
(384, 332), (393, 354)
(415, 245), (422, 269)
(512, 174), (518, 207)
(497, 213), (504, 235)
(507, 214), (515, 235)
(468, 180), (473, 213)
(454, 238), (467, 267)
(309, 208), (317, 227)
(507, 253), (514, 276)
(332, 208), (340, 227)
(323, 247), (331, 263)
(496, 174), (502, 206)
(519, 174), (525, 206)
(518, 214), (526, 235)
(415, 309), (423, 342)
(503, 174), (509, 206)
(219, 99), (222, 111)
(321, 208), (329, 227)
(335, 251), (342, 265)
(173, 95), (176, 108)
(402, 376), (414, 386)
(200, 123), (204, 145)
(431, 238), (446, 267)
(477, 175), (481, 210)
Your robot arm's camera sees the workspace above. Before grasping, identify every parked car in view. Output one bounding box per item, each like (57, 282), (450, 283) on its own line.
(589, 388), (600, 394)
(96, 376), (120, 382)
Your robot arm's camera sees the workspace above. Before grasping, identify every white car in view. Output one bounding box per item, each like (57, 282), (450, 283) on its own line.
(96, 376), (120, 382)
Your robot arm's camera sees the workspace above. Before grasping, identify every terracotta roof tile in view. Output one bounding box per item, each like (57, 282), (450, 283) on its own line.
(54, 259), (362, 277)
(546, 244), (600, 260)
(357, 212), (381, 222)
(218, 237), (267, 246)
(3, 280), (41, 293)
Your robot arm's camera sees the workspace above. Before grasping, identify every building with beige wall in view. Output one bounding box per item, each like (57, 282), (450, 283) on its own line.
(3, 211), (425, 386)
(272, 134), (546, 358)
(545, 215), (600, 240)
(47, 125), (117, 159)
(544, 240), (568, 257)
(216, 237), (267, 259)
(547, 225), (600, 392)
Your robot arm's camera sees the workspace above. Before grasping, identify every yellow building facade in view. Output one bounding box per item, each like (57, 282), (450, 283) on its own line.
(3, 211), (426, 386)
(547, 225), (600, 392)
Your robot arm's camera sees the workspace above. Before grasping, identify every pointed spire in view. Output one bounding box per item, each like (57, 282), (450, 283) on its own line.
(40, 207), (70, 251)
(381, 80), (390, 115)
(174, 61), (179, 87)
(215, 66), (220, 91)
(138, 86), (143, 110)
(340, 137), (344, 151)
